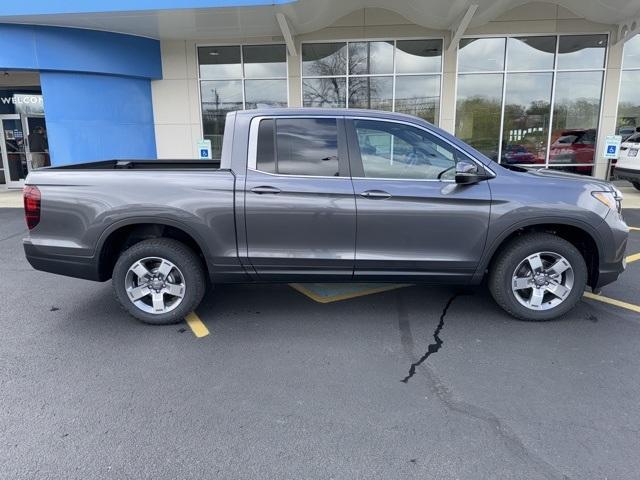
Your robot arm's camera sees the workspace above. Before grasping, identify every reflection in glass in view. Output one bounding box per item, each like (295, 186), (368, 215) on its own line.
(502, 72), (552, 165)
(395, 40), (442, 74)
(276, 118), (339, 176)
(245, 79), (288, 109)
(198, 46), (242, 79)
(200, 80), (243, 158)
(242, 45), (287, 78)
(507, 36), (556, 71)
(353, 119), (456, 180)
(616, 70), (640, 137)
(549, 165), (593, 176)
(622, 34), (640, 69)
(557, 35), (607, 70)
(2, 118), (27, 181)
(549, 71), (602, 170)
(348, 76), (393, 110)
(302, 78), (346, 107)
(13, 94), (45, 115)
(349, 42), (394, 75)
(302, 43), (347, 76)
(256, 119), (276, 173)
(456, 74), (504, 160)
(458, 38), (506, 72)
(394, 75), (440, 124)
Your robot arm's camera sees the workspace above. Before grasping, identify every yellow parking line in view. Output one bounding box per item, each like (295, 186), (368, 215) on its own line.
(627, 253), (640, 264)
(583, 292), (640, 314)
(289, 283), (410, 303)
(185, 312), (210, 338)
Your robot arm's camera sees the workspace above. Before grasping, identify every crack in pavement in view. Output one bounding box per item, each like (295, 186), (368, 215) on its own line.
(401, 294), (457, 383)
(396, 290), (571, 480)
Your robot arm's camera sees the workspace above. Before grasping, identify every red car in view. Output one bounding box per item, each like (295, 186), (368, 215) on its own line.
(549, 129), (596, 173)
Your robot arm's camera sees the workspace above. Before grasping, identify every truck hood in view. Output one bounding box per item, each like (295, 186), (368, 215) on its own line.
(503, 165), (616, 192)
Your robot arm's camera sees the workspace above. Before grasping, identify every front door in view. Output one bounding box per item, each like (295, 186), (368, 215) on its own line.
(244, 116), (357, 280)
(23, 115), (49, 171)
(346, 118), (492, 282)
(0, 114), (28, 188)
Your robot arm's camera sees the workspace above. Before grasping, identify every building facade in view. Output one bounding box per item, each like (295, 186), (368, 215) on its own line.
(1, 0), (640, 187)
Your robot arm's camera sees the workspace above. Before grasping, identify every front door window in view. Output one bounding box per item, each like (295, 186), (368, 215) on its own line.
(352, 119), (458, 180)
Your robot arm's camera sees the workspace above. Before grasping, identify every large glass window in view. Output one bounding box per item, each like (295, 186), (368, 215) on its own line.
(198, 44), (288, 158)
(502, 72), (552, 166)
(353, 119), (457, 180)
(617, 36), (640, 139)
(302, 39), (443, 124)
(456, 34), (606, 175)
(455, 74), (503, 160)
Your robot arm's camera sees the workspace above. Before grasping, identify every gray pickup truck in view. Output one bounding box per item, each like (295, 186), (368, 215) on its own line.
(23, 108), (628, 324)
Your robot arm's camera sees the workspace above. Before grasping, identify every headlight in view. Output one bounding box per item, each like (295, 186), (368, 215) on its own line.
(591, 190), (622, 213)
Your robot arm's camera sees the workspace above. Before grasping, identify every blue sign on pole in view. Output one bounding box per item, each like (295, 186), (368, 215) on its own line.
(196, 139), (212, 159)
(603, 135), (622, 159)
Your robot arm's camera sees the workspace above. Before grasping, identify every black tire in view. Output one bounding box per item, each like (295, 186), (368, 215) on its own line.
(632, 182), (640, 191)
(112, 238), (206, 325)
(488, 233), (587, 321)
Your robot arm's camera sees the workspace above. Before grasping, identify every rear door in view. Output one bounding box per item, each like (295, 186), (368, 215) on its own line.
(244, 116), (356, 280)
(346, 117), (492, 282)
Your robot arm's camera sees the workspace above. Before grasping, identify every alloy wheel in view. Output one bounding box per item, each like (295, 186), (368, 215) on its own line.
(124, 257), (186, 314)
(511, 251), (574, 311)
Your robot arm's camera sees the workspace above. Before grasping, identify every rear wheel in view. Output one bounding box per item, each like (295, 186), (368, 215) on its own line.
(112, 238), (206, 325)
(488, 233), (587, 321)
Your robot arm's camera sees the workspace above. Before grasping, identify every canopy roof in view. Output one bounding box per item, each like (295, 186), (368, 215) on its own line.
(0, 0), (637, 40)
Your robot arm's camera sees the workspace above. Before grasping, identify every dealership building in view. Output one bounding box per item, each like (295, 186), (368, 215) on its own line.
(1, 0), (640, 187)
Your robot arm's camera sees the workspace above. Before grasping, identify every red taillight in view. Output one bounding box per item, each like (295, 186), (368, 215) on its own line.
(23, 185), (41, 230)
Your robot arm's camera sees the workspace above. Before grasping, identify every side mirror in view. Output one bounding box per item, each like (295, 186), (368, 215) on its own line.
(455, 160), (492, 185)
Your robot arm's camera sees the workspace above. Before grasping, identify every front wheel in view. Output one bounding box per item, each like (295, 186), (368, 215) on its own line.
(488, 233), (587, 321)
(112, 238), (206, 325)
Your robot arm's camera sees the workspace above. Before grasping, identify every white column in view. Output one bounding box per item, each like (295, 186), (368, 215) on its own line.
(594, 39), (624, 179)
(439, 36), (457, 134)
(287, 39), (302, 107)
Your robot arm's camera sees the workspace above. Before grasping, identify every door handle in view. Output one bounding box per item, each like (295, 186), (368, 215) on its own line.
(360, 190), (392, 199)
(251, 186), (281, 194)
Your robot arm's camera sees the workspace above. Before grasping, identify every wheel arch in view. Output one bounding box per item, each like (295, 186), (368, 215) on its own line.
(478, 219), (602, 287)
(96, 218), (210, 281)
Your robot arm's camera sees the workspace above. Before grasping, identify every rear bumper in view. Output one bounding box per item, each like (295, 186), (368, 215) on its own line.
(23, 241), (101, 281)
(614, 167), (640, 183)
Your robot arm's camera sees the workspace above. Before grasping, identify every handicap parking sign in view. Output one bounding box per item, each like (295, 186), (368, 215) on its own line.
(196, 139), (212, 160)
(603, 135), (622, 159)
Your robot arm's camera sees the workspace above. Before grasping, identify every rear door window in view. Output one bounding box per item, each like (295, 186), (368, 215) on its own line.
(255, 118), (340, 176)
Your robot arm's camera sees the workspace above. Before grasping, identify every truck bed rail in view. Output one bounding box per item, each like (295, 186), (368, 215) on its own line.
(47, 159), (222, 170)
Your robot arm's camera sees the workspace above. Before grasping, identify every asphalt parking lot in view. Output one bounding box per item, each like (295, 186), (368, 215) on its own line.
(1, 205), (640, 480)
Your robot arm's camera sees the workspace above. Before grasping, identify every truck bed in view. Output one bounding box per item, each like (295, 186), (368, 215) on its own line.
(24, 162), (238, 282)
